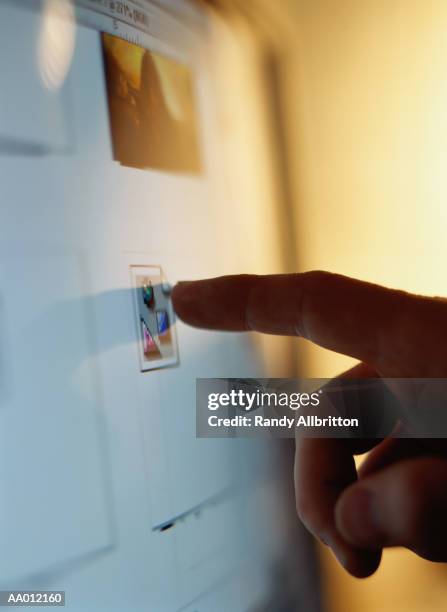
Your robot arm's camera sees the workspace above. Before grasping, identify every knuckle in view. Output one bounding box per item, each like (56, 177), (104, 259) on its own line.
(299, 270), (333, 288)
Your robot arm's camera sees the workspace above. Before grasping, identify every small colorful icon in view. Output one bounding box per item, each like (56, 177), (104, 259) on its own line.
(131, 265), (178, 372)
(142, 281), (155, 309)
(141, 317), (161, 358)
(156, 310), (171, 344)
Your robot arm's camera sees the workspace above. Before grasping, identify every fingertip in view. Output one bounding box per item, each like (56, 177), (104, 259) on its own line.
(171, 281), (198, 322)
(171, 276), (254, 330)
(341, 547), (382, 579)
(171, 280), (190, 303)
(335, 485), (384, 548)
(324, 531), (382, 578)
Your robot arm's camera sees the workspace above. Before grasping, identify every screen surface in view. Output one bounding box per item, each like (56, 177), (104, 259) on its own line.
(0, 1), (314, 610)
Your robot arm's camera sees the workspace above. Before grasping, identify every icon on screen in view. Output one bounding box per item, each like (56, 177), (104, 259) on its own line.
(102, 32), (202, 174)
(141, 317), (161, 358)
(156, 310), (171, 344)
(142, 281), (155, 309)
(131, 265), (178, 372)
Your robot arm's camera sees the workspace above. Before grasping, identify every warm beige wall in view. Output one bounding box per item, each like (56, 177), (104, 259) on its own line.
(279, 1), (447, 611)
(283, 0), (447, 377)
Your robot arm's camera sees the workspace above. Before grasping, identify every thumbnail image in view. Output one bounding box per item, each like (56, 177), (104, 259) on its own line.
(141, 279), (155, 310)
(156, 310), (172, 345)
(141, 318), (161, 358)
(102, 32), (202, 174)
(131, 265), (178, 372)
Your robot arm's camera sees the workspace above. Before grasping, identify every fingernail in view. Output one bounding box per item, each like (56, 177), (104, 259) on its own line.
(317, 532), (347, 569)
(330, 545), (348, 570)
(318, 532), (331, 546)
(317, 533), (351, 572)
(338, 487), (382, 545)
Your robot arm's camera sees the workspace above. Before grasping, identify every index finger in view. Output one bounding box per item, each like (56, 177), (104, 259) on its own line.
(172, 271), (417, 366)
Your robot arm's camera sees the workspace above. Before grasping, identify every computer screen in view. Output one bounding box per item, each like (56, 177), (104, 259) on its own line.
(0, 1), (318, 610)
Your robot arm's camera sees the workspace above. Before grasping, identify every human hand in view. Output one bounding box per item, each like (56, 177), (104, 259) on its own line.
(172, 271), (447, 577)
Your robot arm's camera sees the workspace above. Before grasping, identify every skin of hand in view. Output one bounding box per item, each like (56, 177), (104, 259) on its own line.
(172, 271), (447, 578)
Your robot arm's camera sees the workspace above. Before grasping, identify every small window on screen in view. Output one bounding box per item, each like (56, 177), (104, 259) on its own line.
(101, 32), (202, 174)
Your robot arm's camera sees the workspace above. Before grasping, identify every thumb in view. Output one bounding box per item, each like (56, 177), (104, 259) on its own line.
(334, 457), (447, 561)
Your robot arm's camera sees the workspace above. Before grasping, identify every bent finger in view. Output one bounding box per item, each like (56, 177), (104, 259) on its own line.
(336, 456), (447, 561)
(295, 363), (384, 577)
